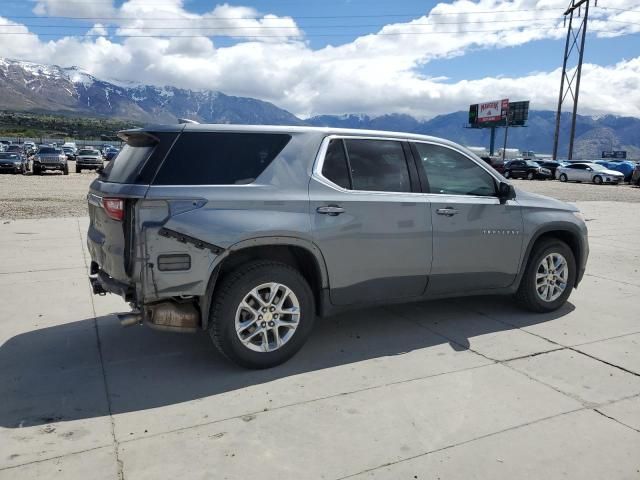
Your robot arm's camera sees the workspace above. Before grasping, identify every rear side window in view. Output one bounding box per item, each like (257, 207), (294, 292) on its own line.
(321, 139), (351, 189)
(153, 132), (291, 185)
(343, 139), (411, 192)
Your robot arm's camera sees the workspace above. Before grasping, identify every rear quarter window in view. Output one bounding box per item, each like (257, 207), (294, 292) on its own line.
(152, 132), (291, 185)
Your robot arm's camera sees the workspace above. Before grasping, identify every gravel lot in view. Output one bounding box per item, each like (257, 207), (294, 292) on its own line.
(0, 167), (639, 220)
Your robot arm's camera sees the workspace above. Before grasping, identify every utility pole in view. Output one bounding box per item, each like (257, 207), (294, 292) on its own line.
(552, 0), (593, 160)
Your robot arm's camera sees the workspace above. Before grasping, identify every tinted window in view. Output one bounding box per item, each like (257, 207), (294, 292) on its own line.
(38, 147), (60, 154)
(343, 139), (411, 192)
(322, 139), (351, 189)
(153, 132), (290, 185)
(414, 143), (496, 196)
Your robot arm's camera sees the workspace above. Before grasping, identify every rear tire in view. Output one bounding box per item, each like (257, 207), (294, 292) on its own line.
(63, 165), (69, 175)
(516, 238), (576, 313)
(504, 170), (511, 179)
(33, 165), (41, 175)
(593, 175), (603, 185)
(76, 166), (81, 173)
(208, 260), (315, 369)
(559, 173), (568, 182)
(527, 171), (535, 180)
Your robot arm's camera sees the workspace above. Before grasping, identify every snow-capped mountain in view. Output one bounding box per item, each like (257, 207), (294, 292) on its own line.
(0, 58), (302, 125)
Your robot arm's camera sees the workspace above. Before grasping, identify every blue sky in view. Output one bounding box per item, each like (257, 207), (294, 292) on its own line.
(1, 0), (639, 117)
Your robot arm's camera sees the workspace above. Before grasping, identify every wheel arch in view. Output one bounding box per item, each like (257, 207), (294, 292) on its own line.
(199, 237), (329, 329)
(515, 223), (586, 291)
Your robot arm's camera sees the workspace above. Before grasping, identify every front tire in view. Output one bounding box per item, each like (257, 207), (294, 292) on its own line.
(516, 238), (576, 313)
(527, 171), (535, 180)
(559, 173), (568, 182)
(209, 260), (315, 369)
(593, 175), (603, 185)
(504, 170), (511, 179)
(76, 166), (81, 173)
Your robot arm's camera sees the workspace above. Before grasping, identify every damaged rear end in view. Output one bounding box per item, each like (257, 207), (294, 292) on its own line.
(87, 126), (218, 332)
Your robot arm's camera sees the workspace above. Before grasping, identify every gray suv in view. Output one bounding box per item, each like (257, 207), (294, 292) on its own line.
(87, 125), (588, 368)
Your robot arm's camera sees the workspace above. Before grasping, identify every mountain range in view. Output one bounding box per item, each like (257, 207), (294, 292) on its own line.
(1, 58), (638, 159)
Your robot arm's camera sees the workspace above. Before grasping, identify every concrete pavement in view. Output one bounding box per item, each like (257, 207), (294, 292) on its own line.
(0, 201), (639, 479)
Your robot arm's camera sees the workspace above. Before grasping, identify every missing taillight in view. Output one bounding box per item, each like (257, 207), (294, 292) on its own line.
(102, 197), (124, 221)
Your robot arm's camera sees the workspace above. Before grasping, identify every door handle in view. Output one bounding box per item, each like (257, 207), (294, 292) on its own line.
(317, 205), (345, 216)
(436, 207), (459, 217)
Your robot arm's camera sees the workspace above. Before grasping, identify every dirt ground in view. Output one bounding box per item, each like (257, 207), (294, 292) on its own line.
(0, 167), (639, 220)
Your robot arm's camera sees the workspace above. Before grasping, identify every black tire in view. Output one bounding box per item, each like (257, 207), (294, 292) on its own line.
(76, 166), (81, 173)
(63, 165), (69, 175)
(559, 173), (568, 182)
(593, 175), (602, 185)
(209, 260), (315, 369)
(515, 238), (576, 313)
(33, 165), (41, 175)
(504, 170), (511, 179)
(527, 171), (535, 180)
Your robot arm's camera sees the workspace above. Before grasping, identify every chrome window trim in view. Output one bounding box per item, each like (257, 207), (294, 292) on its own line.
(312, 135), (502, 201)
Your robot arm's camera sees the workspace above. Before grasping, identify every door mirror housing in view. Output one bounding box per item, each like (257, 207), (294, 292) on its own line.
(498, 182), (516, 204)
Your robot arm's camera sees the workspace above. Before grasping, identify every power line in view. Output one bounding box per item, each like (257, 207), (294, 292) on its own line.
(0, 26), (570, 38)
(0, 17), (570, 30)
(3, 7), (569, 21)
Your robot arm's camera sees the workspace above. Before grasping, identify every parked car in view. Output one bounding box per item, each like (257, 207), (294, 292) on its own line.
(100, 144), (115, 155)
(480, 156), (505, 174)
(594, 160), (635, 182)
(0, 140), (10, 152)
(76, 148), (104, 173)
(631, 163), (640, 186)
(104, 147), (120, 161)
(556, 162), (624, 184)
(503, 159), (553, 180)
(23, 141), (36, 155)
(535, 161), (562, 178)
(33, 146), (68, 175)
(62, 146), (77, 160)
(87, 125), (589, 369)
(0, 152), (28, 174)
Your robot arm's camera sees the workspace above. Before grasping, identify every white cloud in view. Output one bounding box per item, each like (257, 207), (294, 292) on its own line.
(4, 0), (640, 118)
(87, 23), (108, 36)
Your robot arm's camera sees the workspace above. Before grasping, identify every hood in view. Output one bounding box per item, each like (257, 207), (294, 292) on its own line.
(513, 188), (578, 212)
(599, 169), (624, 176)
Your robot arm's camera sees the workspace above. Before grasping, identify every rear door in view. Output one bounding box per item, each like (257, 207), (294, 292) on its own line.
(310, 137), (432, 306)
(410, 141), (523, 295)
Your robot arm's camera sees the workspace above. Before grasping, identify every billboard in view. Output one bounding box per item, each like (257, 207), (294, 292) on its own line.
(601, 151), (627, 159)
(478, 99), (509, 123)
(468, 100), (529, 128)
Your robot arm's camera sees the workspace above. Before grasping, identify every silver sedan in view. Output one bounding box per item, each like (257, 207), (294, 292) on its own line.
(556, 162), (624, 184)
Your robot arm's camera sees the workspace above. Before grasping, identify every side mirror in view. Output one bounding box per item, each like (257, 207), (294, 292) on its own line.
(498, 182), (516, 204)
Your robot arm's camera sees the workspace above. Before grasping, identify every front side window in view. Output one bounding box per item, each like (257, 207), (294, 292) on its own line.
(413, 143), (496, 196)
(343, 139), (411, 192)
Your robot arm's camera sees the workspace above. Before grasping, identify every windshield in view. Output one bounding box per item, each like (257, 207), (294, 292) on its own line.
(38, 147), (61, 154)
(589, 164), (608, 171)
(102, 143), (154, 183)
(0, 153), (19, 159)
(79, 149), (100, 155)
(526, 161), (540, 167)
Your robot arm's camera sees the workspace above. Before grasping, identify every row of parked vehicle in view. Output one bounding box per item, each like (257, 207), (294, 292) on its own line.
(0, 141), (120, 175)
(484, 157), (640, 186)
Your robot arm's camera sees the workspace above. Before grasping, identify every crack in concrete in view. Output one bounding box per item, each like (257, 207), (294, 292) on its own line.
(76, 218), (125, 480)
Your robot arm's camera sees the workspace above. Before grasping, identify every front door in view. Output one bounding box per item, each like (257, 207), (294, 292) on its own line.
(411, 142), (523, 295)
(310, 137), (432, 306)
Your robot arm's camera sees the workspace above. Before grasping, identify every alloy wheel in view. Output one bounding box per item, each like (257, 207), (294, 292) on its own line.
(235, 282), (301, 353)
(535, 253), (569, 302)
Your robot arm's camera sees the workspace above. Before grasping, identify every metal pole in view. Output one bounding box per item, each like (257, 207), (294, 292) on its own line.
(489, 127), (496, 156)
(502, 117), (510, 162)
(567, 1), (589, 160)
(552, 11), (574, 160)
